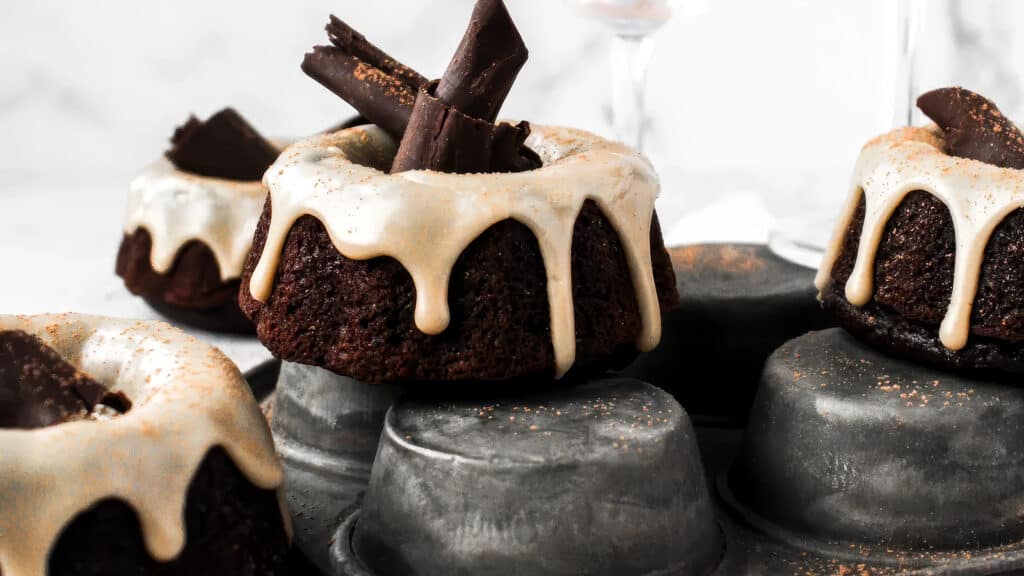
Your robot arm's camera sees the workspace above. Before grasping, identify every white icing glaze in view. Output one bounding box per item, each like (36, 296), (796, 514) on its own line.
(0, 314), (288, 576)
(248, 125), (663, 377)
(816, 126), (1024, 350)
(125, 156), (271, 281)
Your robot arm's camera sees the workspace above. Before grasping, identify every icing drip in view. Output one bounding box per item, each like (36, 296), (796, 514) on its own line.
(816, 126), (1024, 350)
(125, 157), (270, 281)
(249, 125), (662, 377)
(0, 314), (287, 576)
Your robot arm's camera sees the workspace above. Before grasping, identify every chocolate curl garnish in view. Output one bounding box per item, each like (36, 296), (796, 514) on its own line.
(303, 16), (427, 141)
(327, 16), (427, 90)
(167, 108), (279, 181)
(391, 80), (533, 174)
(435, 0), (528, 123)
(0, 331), (130, 429)
(917, 87), (1024, 170)
(303, 46), (417, 140)
(392, 0), (539, 173)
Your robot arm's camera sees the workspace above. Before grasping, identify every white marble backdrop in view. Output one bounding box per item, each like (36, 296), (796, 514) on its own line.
(0, 1), (902, 201)
(3, 1), (1020, 217)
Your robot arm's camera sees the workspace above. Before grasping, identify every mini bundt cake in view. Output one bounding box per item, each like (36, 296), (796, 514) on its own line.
(817, 87), (1024, 374)
(239, 125), (678, 383)
(0, 314), (290, 574)
(116, 108), (280, 334)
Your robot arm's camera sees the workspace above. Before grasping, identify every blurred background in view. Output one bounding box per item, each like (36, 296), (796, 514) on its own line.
(0, 0), (1021, 361)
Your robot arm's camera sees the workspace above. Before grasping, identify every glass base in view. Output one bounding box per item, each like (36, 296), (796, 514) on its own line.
(767, 211), (833, 270)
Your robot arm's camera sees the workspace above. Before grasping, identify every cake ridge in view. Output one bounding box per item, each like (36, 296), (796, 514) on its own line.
(248, 124), (663, 377)
(0, 314), (287, 576)
(816, 125), (1024, 351)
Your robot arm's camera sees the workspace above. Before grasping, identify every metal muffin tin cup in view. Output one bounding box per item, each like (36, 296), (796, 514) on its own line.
(725, 328), (1024, 569)
(622, 244), (830, 424)
(331, 376), (723, 576)
(272, 361), (400, 574)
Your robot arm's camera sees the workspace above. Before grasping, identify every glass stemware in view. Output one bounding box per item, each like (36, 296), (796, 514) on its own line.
(890, 0), (925, 128)
(768, 0), (925, 269)
(570, 0), (703, 150)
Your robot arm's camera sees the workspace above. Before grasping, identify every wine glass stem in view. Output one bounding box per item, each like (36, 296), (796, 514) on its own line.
(894, 0), (922, 127)
(611, 33), (654, 151)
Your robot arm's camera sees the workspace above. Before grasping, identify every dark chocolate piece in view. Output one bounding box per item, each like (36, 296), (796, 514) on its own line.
(435, 0), (528, 123)
(166, 108), (279, 181)
(917, 87), (1024, 170)
(0, 331), (128, 429)
(326, 16), (427, 91)
(391, 0), (537, 173)
(302, 16), (425, 141)
(303, 7), (539, 172)
(391, 81), (533, 174)
(302, 46), (419, 142)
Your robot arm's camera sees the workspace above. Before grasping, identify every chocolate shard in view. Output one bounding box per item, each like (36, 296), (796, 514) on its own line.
(304, 15), (427, 141)
(435, 0), (529, 123)
(391, 81), (533, 174)
(0, 331), (129, 429)
(917, 87), (1024, 170)
(303, 4), (539, 172)
(392, 0), (539, 174)
(302, 45), (418, 140)
(327, 15), (427, 90)
(166, 108), (279, 181)
(515, 141), (543, 172)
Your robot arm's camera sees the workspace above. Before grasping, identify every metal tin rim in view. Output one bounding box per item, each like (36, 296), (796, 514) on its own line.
(331, 508), (723, 576)
(716, 468), (1024, 575)
(330, 510), (373, 576)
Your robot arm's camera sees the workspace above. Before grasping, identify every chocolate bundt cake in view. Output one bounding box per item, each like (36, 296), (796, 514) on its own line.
(817, 87), (1024, 374)
(0, 314), (290, 574)
(241, 2), (676, 383)
(116, 108), (280, 334)
(239, 126), (677, 383)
